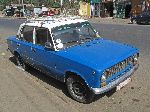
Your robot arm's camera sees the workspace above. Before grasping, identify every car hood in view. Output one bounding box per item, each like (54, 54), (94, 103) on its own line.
(57, 38), (138, 72)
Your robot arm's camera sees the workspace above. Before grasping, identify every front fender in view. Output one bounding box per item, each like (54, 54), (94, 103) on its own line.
(64, 68), (100, 88)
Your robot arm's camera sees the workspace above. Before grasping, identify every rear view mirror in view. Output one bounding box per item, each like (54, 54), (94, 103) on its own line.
(96, 32), (100, 37)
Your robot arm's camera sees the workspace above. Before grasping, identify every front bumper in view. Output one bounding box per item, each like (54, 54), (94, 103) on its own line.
(91, 64), (139, 94)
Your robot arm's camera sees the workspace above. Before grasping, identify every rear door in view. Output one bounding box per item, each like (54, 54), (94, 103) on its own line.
(140, 12), (148, 23)
(17, 25), (36, 65)
(137, 13), (144, 22)
(143, 12), (148, 22)
(147, 12), (150, 22)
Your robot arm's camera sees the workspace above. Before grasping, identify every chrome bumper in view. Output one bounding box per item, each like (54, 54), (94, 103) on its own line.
(91, 64), (139, 94)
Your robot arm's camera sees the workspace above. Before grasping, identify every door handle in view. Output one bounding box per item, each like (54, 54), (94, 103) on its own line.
(31, 47), (36, 52)
(17, 43), (20, 47)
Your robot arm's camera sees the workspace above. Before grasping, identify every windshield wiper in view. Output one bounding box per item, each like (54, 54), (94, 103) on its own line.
(80, 37), (93, 42)
(63, 40), (79, 44)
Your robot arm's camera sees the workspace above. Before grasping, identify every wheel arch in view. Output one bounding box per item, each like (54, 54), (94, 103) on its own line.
(64, 71), (90, 88)
(13, 50), (20, 56)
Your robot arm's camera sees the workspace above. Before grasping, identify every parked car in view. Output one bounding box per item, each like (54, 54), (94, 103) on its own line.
(4, 8), (14, 16)
(33, 7), (42, 17)
(7, 16), (139, 103)
(38, 10), (54, 17)
(24, 9), (32, 17)
(131, 11), (150, 24)
(13, 9), (24, 17)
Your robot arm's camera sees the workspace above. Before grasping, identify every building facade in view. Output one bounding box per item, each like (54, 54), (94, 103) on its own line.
(79, 0), (150, 18)
(130, 0), (150, 16)
(104, 0), (150, 18)
(91, 0), (132, 18)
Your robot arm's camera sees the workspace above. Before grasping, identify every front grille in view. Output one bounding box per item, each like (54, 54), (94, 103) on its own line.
(104, 56), (133, 79)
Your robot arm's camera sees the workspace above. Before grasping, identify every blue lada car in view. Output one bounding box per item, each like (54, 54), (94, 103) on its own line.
(7, 17), (139, 103)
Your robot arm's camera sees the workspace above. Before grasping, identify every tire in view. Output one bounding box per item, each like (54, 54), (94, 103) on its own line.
(66, 76), (94, 103)
(15, 53), (27, 71)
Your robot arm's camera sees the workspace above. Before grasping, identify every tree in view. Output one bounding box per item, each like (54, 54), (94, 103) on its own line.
(0, 0), (11, 5)
(0, 0), (62, 7)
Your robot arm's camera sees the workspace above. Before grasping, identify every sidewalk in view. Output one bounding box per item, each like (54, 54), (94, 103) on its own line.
(0, 11), (131, 25)
(86, 17), (131, 25)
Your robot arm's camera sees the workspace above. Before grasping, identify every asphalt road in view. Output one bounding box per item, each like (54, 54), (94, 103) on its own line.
(0, 18), (150, 112)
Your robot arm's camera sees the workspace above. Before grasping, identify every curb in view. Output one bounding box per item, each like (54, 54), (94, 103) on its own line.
(0, 16), (27, 20)
(0, 16), (131, 25)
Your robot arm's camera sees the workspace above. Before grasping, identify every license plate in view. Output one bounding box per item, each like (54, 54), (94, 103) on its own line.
(116, 77), (131, 91)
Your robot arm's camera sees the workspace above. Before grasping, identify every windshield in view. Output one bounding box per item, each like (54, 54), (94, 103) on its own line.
(52, 21), (99, 50)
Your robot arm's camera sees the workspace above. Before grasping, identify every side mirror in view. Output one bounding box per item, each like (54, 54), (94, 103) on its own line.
(16, 34), (23, 40)
(16, 35), (19, 39)
(45, 42), (53, 50)
(96, 32), (100, 37)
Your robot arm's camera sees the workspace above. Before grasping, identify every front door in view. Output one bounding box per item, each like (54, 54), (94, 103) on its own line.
(30, 27), (63, 79)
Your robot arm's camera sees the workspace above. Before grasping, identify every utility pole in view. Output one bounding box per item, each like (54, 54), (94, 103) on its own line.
(22, 0), (24, 17)
(18, 0), (20, 5)
(113, 0), (117, 18)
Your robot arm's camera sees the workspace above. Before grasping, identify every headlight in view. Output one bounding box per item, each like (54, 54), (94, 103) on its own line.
(133, 57), (138, 65)
(101, 74), (106, 87)
(132, 53), (139, 65)
(133, 53), (139, 59)
(101, 74), (106, 82)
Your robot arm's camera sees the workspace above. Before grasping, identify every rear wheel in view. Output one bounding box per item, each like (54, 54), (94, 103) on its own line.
(15, 53), (27, 71)
(66, 76), (94, 103)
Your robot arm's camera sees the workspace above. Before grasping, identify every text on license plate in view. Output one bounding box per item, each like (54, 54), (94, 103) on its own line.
(116, 77), (131, 91)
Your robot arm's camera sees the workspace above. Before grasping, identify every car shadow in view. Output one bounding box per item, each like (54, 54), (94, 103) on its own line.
(9, 56), (70, 97)
(139, 23), (150, 25)
(128, 22), (150, 25)
(128, 22), (135, 24)
(9, 56), (117, 103)
(93, 87), (117, 102)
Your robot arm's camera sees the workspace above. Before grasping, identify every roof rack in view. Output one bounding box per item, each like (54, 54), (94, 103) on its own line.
(54, 15), (81, 19)
(26, 15), (81, 23)
(26, 16), (54, 22)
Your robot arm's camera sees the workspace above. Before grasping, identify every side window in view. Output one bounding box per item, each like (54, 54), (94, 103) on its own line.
(36, 28), (52, 46)
(22, 26), (34, 43)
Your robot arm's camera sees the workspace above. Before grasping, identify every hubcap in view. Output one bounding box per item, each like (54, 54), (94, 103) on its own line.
(17, 56), (23, 67)
(72, 82), (86, 96)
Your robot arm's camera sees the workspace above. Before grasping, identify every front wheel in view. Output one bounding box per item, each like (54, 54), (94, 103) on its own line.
(66, 76), (94, 103)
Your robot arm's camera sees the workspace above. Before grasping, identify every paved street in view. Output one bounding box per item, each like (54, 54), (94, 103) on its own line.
(0, 18), (150, 112)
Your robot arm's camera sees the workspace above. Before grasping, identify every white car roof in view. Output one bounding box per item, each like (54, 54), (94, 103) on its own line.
(21, 16), (88, 31)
